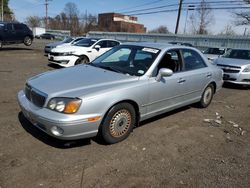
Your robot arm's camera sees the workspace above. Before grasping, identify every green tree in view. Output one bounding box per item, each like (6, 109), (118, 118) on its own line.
(0, 0), (14, 21)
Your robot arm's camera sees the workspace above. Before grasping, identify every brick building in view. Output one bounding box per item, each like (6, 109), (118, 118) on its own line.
(98, 13), (146, 33)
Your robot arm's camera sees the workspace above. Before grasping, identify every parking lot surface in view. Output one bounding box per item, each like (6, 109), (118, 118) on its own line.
(0, 40), (250, 188)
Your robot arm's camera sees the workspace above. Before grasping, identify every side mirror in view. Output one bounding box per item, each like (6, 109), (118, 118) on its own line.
(156, 68), (173, 81)
(94, 45), (101, 51)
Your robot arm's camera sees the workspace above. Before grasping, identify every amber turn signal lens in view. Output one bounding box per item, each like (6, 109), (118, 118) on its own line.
(63, 100), (81, 114)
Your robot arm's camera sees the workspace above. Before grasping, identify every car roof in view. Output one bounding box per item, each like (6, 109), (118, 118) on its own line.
(120, 42), (192, 50)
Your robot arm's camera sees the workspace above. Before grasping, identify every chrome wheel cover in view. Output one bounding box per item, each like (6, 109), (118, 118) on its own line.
(109, 109), (132, 137)
(203, 87), (212, 105)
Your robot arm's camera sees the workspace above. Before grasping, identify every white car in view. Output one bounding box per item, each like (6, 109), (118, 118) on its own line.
(48, 38), (120, 67)
(44, 37), (85, 55)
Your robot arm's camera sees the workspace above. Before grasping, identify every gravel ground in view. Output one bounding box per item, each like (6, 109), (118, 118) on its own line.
(0, 40), (250, 188)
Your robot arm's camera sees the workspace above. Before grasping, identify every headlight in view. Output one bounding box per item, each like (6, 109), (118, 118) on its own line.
(243, 66), (250, 72)
(62, 51), (75, 56)
(47, 98), (82, 114)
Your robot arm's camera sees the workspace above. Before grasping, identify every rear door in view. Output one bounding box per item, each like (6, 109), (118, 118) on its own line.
(179, 49), (212, 102)
(3, 23), (16, 42)
(14, 24), (26, 41)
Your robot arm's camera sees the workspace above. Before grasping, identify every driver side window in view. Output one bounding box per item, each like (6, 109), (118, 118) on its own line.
(157, 50), (182, 74)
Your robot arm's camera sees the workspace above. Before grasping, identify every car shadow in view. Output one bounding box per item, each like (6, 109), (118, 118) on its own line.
(0, 47), (33, 51)
(137, 106), (191, 128)
(18, 112), (91, 149)
(47, 63), (63, 69)
(223, 83), (250, 90)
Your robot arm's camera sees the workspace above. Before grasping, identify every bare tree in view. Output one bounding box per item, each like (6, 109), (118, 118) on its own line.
(188, 0), (214, 35)
(234, 0), (250, 25)
(219, 24), (236, 36)
(148, 26), (170, 34)
(25, 16), (41, 28)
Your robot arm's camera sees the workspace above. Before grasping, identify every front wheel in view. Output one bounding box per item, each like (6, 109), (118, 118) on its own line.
(100, 103), (136, 144)
(75, 56), (89, 65)
(24, 36), (32, 46)
(199, 84), (214, 108)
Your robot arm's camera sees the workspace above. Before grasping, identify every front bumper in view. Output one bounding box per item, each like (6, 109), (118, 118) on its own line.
(223, 72), (250, 86)
(48, 54), (78, 67)
(17, 90), (101, 140)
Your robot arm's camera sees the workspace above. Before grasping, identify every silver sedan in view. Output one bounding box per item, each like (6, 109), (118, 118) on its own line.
(215, 49), (250, 86)
(17, 42), (223, 144)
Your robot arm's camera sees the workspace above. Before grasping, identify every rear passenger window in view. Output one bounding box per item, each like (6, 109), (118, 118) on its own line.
(182, 49), (206, 71)
(108, 41), (120, 47)
(14, 24), (24, 30)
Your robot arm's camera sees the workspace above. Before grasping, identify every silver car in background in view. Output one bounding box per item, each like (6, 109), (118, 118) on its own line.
(17, 42), (223, 144)
(215, 49), (250, 86)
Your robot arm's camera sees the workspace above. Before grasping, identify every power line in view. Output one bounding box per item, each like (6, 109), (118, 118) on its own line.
(115, 0), (166, 12)
(120, 0), (247, 14)
(129, 6), (250, 16)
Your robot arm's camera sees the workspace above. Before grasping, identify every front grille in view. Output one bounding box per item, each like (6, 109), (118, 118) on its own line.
(242, 79), (250, 82)
(49, 52), (62, 56)
(25, 84), (47, 108)
(223, 77), (237, 81)
(222, 69), (240, 73)
(217, 64), (241, 69)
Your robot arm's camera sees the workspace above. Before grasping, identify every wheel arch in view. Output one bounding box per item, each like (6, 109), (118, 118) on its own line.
(101, 99), (140, 127)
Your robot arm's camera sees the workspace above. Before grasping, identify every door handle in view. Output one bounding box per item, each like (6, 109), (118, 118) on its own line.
(178, 78), (186, 83)
(206, 73), (212, 78)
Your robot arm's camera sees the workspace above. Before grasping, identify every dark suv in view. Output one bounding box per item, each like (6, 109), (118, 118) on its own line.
(0, 22), (34, 48)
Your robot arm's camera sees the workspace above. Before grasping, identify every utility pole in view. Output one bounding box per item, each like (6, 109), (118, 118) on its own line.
(184, 5), (195, 34)
(175, 0), (183, 34)
(1, 0), (3, 21)
(45, 0), (48, 29)
(45, 0), (52, 29)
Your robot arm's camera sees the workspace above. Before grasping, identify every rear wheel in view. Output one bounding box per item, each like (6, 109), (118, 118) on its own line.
(100, 103), (136, 144)
(75, 56), (89, 65)
(24, 36), (32, 46)
(199, 84), (214, 108)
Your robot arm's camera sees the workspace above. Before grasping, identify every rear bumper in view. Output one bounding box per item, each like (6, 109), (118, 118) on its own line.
(17, 90), (101, 140)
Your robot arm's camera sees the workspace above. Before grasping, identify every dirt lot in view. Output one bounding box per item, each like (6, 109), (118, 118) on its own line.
(0, 40), (250, 188)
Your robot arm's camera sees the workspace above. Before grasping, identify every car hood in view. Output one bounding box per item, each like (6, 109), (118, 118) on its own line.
(215, 58), (250, 67)
(51, 45), (88, 53)
(27, 65), (139, 98)
(46, 41), (65, 48)
(205, 54), (220, 60)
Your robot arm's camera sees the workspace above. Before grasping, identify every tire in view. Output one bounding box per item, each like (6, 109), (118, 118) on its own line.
(24, 36), (32, 46)
(199, 84), (214, 108)
(100, 103), (136, 144)
(75, 56), (89, 65)
(0, 40), (2, 49)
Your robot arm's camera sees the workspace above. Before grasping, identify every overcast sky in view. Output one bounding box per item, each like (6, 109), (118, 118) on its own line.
(9, 0), (250, 35)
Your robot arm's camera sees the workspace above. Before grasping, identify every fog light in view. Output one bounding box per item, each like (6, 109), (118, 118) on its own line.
(61, 60), (69, 64)
(51, 126), (64, 136)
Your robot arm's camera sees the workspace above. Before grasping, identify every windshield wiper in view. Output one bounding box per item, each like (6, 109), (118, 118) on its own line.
(96, 65), (125, 74)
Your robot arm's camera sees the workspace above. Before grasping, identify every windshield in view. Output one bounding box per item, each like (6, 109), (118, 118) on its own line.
(91, 45), (160, 76)
(223, 49), (250, 60)
(74, 38), (97, 47)
(204, 48), (225, 55)
(62, 37), (73, 43)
